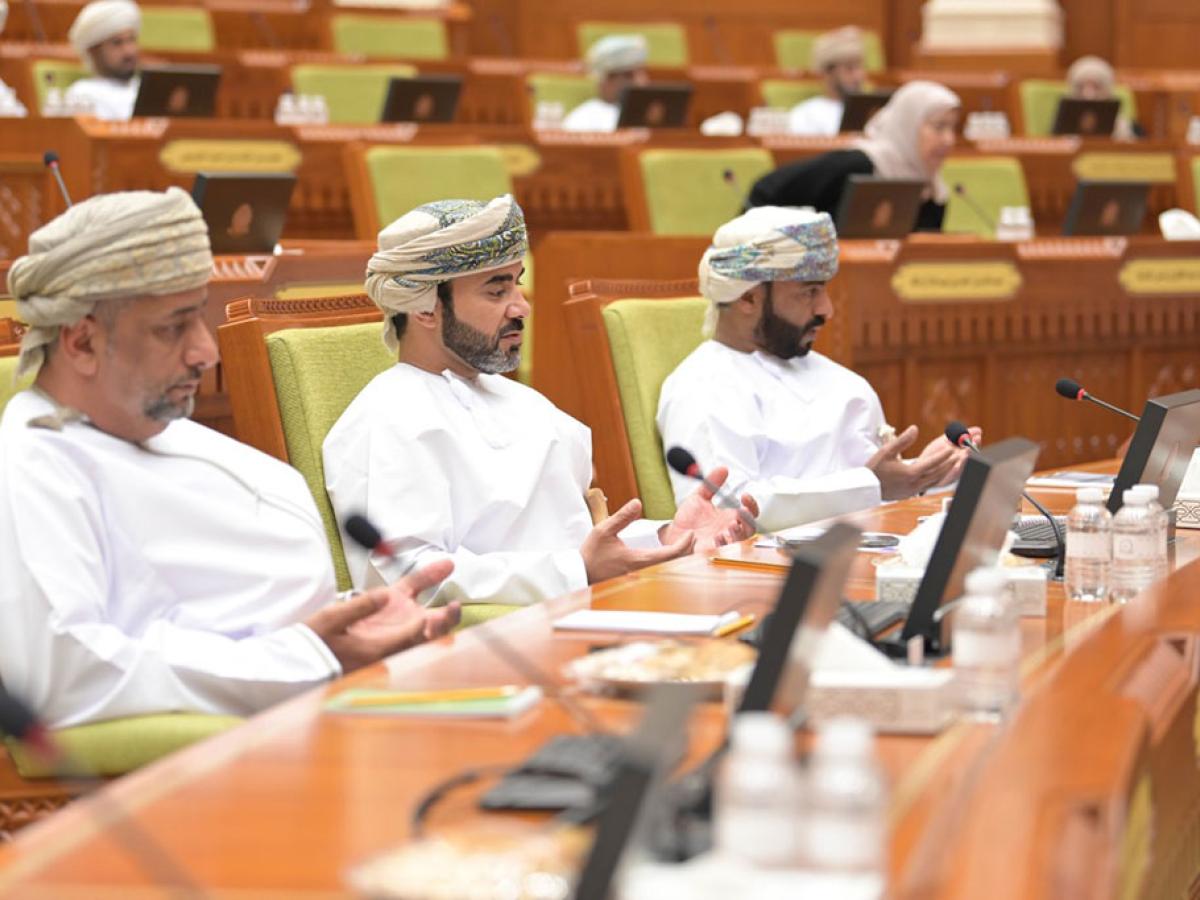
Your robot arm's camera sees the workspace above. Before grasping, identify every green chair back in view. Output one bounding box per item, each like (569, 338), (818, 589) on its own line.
(773, 29), (886, 73)
(527, 72), (597, 118)
(290, 64), (417, 125)
(330, 14), (449, 61)
(140, 5), (215, 52)
(7, 713), (241, 778)
(266, 322), (394, 591)
(1018, 80), (1138, 137)
(601, 298), (708, 519)
(760, 78), (825, 109)
(0, 356), (33, 420)
(577, 21), (688, 67)
(941, 156), (1031, 238)
(31, 59), (88, 110)
(636, 148), (774, 236)
(362, 145), (512, 226)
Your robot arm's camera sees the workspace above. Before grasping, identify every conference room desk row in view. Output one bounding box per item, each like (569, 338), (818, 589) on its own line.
(0, 464), (1196, 898)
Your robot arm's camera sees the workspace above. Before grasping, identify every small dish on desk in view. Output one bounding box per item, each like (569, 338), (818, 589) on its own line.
(565, 639), (757, 699)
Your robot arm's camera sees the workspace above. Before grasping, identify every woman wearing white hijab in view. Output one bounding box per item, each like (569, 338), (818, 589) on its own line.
(748, 81), (961, 232)
(1066, 56), (1140, 141)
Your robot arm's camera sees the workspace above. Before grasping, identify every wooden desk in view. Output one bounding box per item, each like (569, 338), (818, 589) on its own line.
(1, 466), (1197, 898)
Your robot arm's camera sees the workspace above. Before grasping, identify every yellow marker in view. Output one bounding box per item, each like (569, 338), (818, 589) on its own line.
(343, 685), (523, 708)
(712, 613), (757, 638)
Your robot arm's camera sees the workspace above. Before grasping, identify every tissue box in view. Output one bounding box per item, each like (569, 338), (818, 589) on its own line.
(874, 558), (1047, 616)
(806, 668), (956, 735)
(874, 559), (924, 604)
(1174, 495), (1200, 530)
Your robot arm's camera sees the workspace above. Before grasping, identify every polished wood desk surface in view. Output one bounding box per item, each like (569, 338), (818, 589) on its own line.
(1, 460), (1196, 897)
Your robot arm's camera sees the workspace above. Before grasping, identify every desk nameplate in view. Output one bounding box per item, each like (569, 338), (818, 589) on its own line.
(890, 261), (1022, 303)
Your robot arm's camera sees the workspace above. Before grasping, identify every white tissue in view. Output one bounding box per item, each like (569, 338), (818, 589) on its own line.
(1159, 209), (1200, 241)
(700, 111), (744, 136)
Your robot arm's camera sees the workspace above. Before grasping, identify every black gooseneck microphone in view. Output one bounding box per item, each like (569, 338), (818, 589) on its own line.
(952, 183), (996, 235)
(946, 421), (1065, 579)
(1054, 377), (1141, 423)
(43, 150), (73, 208)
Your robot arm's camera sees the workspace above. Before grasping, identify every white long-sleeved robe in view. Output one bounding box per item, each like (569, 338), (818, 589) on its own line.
(0, 390), (341, 727)
(657, 341), (884, 532)
(787, 96), (843, 136)
(562, 98), (619, 133)
(323, 363), (662, 604)
(64, 75), (138, 120)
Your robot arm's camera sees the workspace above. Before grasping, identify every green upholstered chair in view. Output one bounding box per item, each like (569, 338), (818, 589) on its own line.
(773, 29), (886, 73)
(361, 145), (512, 226)
(760, 78), (825, 110)
(577, 21), (688, 67)
(1018, 80), (1137, 137)
(527, 72), (597, 119)
(140, 5), (215, 52)
(635, 148), (773, 236)
(290, 64), (417, 125)
(265, 321), (517, 627)
(31, 59), (87, 111)
(330, 14), (449, 61)
(6, 713), (241, 778)
(0, 357), (32, 419)
(940, 156), (1031, 238)
(601, 297), (708, 520)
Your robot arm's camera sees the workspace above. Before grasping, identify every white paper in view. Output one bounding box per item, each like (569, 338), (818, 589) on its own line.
(552, 609), (738, 636)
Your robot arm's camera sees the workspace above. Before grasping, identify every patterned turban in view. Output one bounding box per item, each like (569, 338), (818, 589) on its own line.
(364, 195), (528, 353)
(698, 206), (839, 336)
(811, 26), (865, 71)
(586, 34), (648, 78)
(7, 187), (213, 378)
(69, 0), (141, 65)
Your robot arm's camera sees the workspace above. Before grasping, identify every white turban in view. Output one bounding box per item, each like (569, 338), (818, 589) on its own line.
(69, 0), (141, 65)
(586, 34), (648, 78)
(1067, 56), (1116, 96)
(698, 206), (839, 336)
(8, 187), (213, 378)
(364, 195), (528, 353)
(811, 26), (865, 71)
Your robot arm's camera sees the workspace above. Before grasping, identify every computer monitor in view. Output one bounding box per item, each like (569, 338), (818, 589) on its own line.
(615, 83), (692, 129)
(1062, 181), (1150, 236)
(1107, 389), (1200, 515)
(380, 74), (463, 123)
(838, 90), (893, 133)
(739, 522), (862, 718)
(132, 65), (221, 118)
(1051, 97), (1120, 137)
(890, 437), (1040, 655)
(835, 175), (926, 238)
(191, 173), (296, 254)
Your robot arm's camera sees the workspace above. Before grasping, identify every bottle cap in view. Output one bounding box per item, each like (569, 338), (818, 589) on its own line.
(1122, 489), (1148, 506)
(730, 711), (792, 756)
(814, 717), (873, 759)
(1076, 487), (1104, 504)
(964, 565), (1008, 597)
(1131, 483), (1160, 501)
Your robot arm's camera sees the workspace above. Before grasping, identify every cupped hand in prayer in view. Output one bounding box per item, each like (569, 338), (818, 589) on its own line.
(305, 559), (460, 673)
(660, 466), (760, 552)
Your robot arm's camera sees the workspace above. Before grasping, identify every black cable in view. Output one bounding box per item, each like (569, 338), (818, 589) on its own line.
(410, 764), (516, 838)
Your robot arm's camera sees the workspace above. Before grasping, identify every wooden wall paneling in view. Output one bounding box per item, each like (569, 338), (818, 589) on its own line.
(1114, 0), (1200, 70)
(1059, 0), (1117, 69)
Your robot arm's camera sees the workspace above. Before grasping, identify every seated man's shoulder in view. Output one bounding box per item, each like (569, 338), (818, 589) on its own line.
(807, 351), (875, 391)
(664, 341), (746, 390)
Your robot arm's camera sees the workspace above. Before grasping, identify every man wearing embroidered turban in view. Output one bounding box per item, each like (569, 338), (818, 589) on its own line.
(656, 206), (978, 531)
(0, 188), (460, 727)
(788, 26), (869, 137)
(64, 0), (142, 120)
(562, 34), (649, 133)
(323, 194), (758, 604)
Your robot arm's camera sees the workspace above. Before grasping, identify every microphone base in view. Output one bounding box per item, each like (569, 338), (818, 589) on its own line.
(874, 632), (950, 663)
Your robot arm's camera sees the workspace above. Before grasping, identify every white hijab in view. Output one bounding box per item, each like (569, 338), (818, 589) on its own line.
(855, 81), (960, 204)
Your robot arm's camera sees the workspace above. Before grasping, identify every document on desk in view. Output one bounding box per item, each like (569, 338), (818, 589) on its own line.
(553, 609), (743, 636)
(1026, 471), (1115, 489)
(325, 685), (543, 719)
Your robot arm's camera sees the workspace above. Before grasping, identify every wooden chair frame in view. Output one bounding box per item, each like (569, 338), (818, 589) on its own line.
(563, 277), (701, 511)
(217, 294), (381, 462)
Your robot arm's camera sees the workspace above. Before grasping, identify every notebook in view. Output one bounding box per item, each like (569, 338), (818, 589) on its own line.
(553, 609), (743, 636)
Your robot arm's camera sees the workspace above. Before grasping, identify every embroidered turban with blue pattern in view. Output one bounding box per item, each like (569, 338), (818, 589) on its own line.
(697, 206), (839, 336)
(365, 195), (528, 353)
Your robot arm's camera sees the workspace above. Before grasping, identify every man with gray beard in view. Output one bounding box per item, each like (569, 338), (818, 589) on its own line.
(323, 195), (759, 605)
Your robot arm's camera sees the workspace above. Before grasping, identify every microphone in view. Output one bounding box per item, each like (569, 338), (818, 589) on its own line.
(666, 446), (759, 537)
(1054, 378), (1140, 423)
(952, 183), (996, 235)
(43, 150), (73, 208)
(721, 168), (745, 205)
(945, 421), (1065, 578)
(344, 513), (397, 559)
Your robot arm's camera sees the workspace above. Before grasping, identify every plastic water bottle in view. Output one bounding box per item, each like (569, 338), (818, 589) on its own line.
(1131, 483), (1168, 581)
(714, 712), (802, 867)
(801, 718), (886, 897)
(952, 566), (1021, 720)
(1110, 490), (1158, 602)
(1065, 486), (1112, 602)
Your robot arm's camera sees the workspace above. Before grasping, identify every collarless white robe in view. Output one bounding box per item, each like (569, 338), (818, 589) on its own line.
(0, 391), (340, 727)
(657, 341), (884, 532)
(561, 98), (620, 133)
(787, 96), (844, 136)
(64, 75), (139, 120)
(323, 363), (662, 604)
